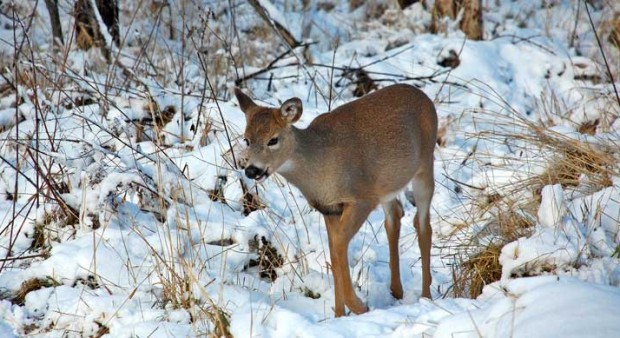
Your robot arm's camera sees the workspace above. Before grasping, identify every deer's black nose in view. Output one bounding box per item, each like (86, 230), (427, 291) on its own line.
(245, 165), (264, 179)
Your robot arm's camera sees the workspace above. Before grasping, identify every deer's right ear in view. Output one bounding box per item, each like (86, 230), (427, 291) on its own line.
(234, 88), (257, 114)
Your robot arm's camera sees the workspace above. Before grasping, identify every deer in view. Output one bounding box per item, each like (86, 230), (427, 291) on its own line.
(234, 84), (437, 317)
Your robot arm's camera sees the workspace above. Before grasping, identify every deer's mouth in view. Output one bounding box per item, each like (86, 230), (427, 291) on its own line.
(245, 165), (270, 182)
(254, 170), (270, 182)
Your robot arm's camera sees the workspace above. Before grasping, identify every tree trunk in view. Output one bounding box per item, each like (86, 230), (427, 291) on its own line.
(430, 0), (457, 34)
(460, 0), (483, 40)
(397, 0), (422, 10)
(430, 0), (482, 40)
(44, 0), (63, 45)
(96, 0), (120, 46)
(435, 0), (457, 20)
(609, 13), (620, 50)
(74, 0), (120, 50)
(247, 0), (300, 48)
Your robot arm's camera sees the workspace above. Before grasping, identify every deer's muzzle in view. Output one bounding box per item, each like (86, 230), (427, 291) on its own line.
(245, 165), (267, 180)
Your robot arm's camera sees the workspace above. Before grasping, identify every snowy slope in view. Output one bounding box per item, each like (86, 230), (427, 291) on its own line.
(0, 0), (619, 337)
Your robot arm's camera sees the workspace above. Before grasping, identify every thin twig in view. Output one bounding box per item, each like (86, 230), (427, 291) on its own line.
(328, 43), (338, 111)
(584, 0), (620, 108)
(235, 42), (315, 86)
(197, 52), (238, 170)
(0, 253), (47, 263)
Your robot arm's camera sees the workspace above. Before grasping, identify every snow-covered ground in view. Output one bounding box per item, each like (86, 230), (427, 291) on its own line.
(0, 0), (619, 337)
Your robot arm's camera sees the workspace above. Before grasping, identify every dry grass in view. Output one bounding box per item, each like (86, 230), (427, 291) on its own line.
(479, 199), (535, 240)
(93, 322), (110, 338)
(144, 228), (233, 336)
(248, 236), (284, 281)
(126, 179), (239, 336)
(28, 223), (49, 253)
(204, 305), (232, 338)
(448, 89), (619, 298)
(501, 119), (616, 196)
(449, 197), (535, 298)
(10, 277), (59, 306)
(451, 243), (502, 299)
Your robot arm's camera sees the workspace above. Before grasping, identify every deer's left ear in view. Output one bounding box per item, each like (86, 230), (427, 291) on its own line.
(280, 97), (302, 123)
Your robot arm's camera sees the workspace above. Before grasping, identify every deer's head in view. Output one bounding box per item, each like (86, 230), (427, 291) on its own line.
(234, 88), (302, 181)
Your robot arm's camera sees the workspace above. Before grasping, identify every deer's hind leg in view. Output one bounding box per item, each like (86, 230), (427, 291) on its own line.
(411, 172), (434, 299)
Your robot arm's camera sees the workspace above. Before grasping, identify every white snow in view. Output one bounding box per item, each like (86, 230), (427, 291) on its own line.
(435, 276), (620, 338)
(538, 184), (565, 228)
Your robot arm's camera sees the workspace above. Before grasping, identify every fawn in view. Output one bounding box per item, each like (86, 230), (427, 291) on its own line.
(234, 84), (437, 316)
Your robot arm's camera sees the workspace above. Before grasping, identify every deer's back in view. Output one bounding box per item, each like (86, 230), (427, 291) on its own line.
(305, 84), (437, 199)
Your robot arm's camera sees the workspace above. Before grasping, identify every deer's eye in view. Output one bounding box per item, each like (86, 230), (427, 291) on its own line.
(267, 137), (279, 146)
(243, 138), (249, 146)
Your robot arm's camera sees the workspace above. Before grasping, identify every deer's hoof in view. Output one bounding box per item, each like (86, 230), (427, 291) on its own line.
(391, 285), (404, 300)
(347, 299), (369, 315)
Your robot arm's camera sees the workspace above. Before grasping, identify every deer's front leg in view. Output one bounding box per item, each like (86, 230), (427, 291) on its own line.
(326, 201), (374, 316)
(325, 215), (345, 317)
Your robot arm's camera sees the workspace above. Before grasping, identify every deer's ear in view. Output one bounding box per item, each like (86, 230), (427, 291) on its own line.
(234, 88), (257, 114)
(280, 97), (302, 123)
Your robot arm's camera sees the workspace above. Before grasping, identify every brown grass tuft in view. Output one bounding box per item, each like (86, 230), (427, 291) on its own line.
(28, 223), (47, 252)
(205, 306), (232, 338)
(451, 243), (502, 299)
(449, 195), (534, 298)
(240, 181), (264, 216)
(248, 236), (283, 281)
(11, 278), (59, 306)
(515, 127), (616, 195)
(93, 322), (110, 338)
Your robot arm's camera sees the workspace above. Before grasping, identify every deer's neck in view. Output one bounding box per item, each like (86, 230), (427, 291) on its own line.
(276, 126), (328, 198)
